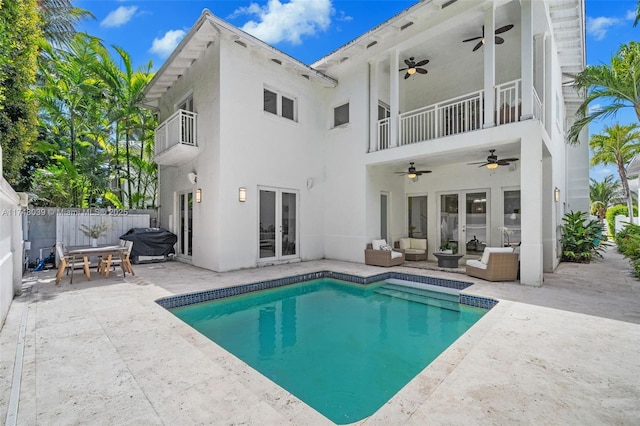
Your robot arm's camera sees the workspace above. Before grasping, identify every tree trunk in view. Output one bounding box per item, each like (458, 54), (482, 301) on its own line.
(617, 158), (635, 223)
(126, 118), (132, 209)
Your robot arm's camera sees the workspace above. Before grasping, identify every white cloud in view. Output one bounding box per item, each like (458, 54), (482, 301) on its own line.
(586, 16), (620, 40)
(232, 0), (333, 45)
(625, 10), (636, 21)
(597, 168), (612, 175)
(150, 29), (186, 58)
(589, 103), (603, 114)
(100, 5), (138, 28)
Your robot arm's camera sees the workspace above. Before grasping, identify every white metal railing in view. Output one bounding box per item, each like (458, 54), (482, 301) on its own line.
(376, 79), (523, 150)
(377, 117), (390, 150)
(154, 109), (197, 155)
(533, 89), (543, 125)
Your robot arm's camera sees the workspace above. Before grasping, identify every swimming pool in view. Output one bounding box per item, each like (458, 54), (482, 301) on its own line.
(166, 274), (493, 424)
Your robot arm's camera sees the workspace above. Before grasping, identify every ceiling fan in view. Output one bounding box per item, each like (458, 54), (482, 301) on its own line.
(468, 150), (519, 169)
(399, 57), (429, 79)
(463, 24), (514, 52)
(395, 162), (432, 178)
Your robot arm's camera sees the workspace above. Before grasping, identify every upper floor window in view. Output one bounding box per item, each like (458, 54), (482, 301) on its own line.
(178, 94), (194, 112)
(264, 88), (296, 121)
(334, 102), (349, 127)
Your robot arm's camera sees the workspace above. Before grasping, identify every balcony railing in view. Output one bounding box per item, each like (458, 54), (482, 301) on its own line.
(154, 109), (197, 156)
(376, 79), (523, 150)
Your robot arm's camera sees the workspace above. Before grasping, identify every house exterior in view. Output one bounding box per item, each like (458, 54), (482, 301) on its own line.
(142, 0), (588, 286)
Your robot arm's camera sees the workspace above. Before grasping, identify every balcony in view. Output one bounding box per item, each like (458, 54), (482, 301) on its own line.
(154, 109), (198, 166)
(376, 79), (527, 151)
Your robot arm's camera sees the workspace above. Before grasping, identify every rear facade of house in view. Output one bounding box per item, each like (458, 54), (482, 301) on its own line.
(143, 0), (588, 286)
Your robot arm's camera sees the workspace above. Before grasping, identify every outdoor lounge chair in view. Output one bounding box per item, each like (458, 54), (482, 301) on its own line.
(465, 247), (519, 281)
(364, 240), (405, 267)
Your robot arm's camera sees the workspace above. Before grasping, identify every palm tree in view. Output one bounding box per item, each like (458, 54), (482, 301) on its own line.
(38, 0), (93, 47)
(589, 124), (640, 223)
(590, 176), (624, 220)
(568, 42), (640, 144)
(635, 0), (639, 27)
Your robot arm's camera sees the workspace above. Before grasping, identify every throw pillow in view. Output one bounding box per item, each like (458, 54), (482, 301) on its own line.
(372, 239), (387, 250)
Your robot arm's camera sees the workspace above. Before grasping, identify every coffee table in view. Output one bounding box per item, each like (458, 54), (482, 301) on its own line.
(433, 252), (464, 268)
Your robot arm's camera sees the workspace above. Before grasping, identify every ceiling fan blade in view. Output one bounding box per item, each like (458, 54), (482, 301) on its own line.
(416, 170), (432, 174)
(500, 157), (519, 162)
(473, 41), (483, 52)
(495, 24), (514, 34)
(415, 59), (429, 66)
(495, 36), (505, 44)
(398, 67), (409, 71)
(415, 68), (428, 74)
(394, 172), (408, 175)
(477, 163), (490, 168)
(462, 36), (482, 42)
(497, 160), (511, 166)
(468, 161), (487, 165)
(404, 58), (413, 66)
(404, 72), (411, 79)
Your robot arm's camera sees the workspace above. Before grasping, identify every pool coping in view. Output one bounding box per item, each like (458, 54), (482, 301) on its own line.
(155, 270), (498, 310)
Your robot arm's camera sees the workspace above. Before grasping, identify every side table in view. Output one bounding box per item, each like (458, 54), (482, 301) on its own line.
(433, 252), (464, 268)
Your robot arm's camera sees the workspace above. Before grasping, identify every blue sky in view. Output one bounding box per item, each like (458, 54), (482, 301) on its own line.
(76, 0), (638, 180)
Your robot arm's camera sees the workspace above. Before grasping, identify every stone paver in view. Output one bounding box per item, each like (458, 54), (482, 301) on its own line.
(1, 247), (639, 425)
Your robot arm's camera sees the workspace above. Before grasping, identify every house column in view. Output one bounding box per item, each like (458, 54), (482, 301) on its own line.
(520, 0), (534, 120)
(389, 49), (400, 148)
(520, 130), (544, 286)
(369, 60), (379, 152)
(483, 5), (496, 128)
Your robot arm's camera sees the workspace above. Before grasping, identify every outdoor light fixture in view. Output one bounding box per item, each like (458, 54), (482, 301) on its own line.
(239, 187), (247, 202)
(487, 162), (499, 170)
(196, 188), (202, 203)
(554, 187), (560, 202)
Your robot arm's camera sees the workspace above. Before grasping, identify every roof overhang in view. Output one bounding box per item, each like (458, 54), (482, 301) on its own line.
(142, 10), (337, 109)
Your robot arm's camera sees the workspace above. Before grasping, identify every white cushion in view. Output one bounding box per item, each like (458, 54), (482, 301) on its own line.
(391, 250), (403, 259)
(466, 259), (487, 269)
(372, 239), (387, 251)
(411, 238), (427, 250)
(481, 247), (514, 264)
(398, 238), (411, 250)
(405, 248), (425, 255)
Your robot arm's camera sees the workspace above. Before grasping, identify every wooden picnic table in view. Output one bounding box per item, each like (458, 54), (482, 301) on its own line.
(55, 245), (133, 284)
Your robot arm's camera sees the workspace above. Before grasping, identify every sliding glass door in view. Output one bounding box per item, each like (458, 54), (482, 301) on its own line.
(177, 191), (193, 257)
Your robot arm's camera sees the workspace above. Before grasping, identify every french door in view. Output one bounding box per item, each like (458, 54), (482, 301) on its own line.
(259, 188), (299, 261)
(177, 191), (193, 257)
(439, 190), (489, 256)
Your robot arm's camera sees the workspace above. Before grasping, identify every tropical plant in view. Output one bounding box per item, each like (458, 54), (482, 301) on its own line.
(589, 124), (640, 223)
(560, 211), (606, 263)
(590, 176), (625, 220)
(79, 222), (110, 239)
(0, 0), (42, 183)
(615, 222), (640, 279)
(37, 0), (93, 48)
(568, 42), (640, 144)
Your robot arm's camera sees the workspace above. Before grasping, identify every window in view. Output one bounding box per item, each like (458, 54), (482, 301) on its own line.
(503, 190), (521, 246)
(334, 103), (349, 127)
(264, 89), (277, 115)
(378, 102), (390, 120)
(408, 196), (427, 238)
(177, 94), (194, 112)
(264, 88), (296, 121)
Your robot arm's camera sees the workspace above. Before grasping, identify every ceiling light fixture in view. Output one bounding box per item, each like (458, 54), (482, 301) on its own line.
(407, 67), (416, 75)
(487, 163), (499, 170)
(407, 172), (417, 179)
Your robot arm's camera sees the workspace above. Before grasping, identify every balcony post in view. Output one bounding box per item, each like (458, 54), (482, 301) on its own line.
(369, 59), (379, 152)
(389, 49), (399, 148)
(520, 0), (534, 120)
(483, 4), (496, 128)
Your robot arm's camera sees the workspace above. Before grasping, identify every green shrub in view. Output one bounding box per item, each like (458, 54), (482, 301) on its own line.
(605, 204), (638, 238)
(560, 211), (606, 262)
(615, 222), (640, 260)
(633, 259), (640, 279)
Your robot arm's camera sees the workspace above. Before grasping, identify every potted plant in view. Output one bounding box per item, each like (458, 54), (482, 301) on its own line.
(80, 222), (110, 247)
(439, 241), (456, 254)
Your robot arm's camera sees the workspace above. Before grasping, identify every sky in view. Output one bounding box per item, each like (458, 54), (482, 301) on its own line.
(76, 0), (639, 180)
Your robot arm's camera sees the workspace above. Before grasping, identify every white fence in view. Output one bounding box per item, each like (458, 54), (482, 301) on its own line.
(55, 212), (151, 250)
(1, 153), (25, 328)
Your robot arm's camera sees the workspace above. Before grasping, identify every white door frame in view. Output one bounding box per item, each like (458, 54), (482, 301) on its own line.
(437, 189), (491, 255)
(258, 186), (300, 262)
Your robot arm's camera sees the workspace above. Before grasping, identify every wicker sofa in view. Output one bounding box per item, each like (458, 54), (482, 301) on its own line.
(394, 237), (427, 261)
(364, 241), (405, 267)
(465, 247), (519, 281)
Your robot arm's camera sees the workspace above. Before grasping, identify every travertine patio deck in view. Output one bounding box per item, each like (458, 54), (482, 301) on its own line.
(1, 247), (639, 425)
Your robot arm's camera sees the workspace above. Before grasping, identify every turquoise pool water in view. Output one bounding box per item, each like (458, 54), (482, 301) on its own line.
(171, 278), (486, 424)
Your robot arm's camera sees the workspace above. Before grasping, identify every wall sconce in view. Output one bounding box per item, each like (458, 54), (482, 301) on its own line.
(239, 187), (246, 202)
(554, 187), (560, 202)
(196, 188), (202, 203)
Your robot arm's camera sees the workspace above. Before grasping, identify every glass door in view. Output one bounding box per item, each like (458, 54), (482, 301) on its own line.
(177, 191), (193, 257)
(439, 190), (489, 255)
(259, 188), (298, 260)
(380, 192), (389, 242)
